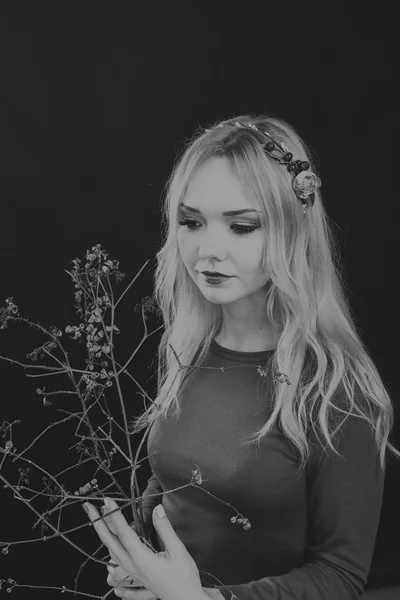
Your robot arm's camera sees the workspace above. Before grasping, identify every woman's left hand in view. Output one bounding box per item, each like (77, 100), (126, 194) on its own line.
(83, 497), (207, 600)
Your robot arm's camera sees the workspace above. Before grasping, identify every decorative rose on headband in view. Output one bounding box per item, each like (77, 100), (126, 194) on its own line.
(292, 171), (322, 200)
(203, 120), (322, 213)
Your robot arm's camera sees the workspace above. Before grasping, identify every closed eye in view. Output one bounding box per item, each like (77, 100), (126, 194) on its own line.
(178, 219), (260, 236)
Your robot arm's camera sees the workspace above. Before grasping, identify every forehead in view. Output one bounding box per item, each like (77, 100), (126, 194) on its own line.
(183, 157), (258, 213)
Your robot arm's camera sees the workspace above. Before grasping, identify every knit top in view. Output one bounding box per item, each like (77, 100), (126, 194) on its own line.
(140, 338), (384, 599)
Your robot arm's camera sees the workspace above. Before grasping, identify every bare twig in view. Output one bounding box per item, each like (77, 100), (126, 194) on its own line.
(0, 245), (242, 600)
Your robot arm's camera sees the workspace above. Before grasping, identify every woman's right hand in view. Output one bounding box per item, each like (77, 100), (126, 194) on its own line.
(104, 507), (159, 599)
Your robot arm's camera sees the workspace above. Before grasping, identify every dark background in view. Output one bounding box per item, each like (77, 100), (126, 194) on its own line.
(1, 2), (399, 598)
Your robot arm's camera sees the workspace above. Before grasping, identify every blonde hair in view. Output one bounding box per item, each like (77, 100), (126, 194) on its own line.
(130, 113), (400, 475)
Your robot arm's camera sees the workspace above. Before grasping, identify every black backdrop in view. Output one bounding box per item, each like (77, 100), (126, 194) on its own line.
(1, 2), (399, 598)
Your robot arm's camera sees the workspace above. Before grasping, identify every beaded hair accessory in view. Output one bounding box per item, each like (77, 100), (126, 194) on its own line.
(205, 120), (322, 214)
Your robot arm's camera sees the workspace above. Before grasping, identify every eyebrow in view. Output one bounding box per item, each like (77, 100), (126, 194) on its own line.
(178, 203), (261, 217)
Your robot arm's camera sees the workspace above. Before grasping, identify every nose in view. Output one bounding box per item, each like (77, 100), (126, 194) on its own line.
(198, 240), (227, 262)
(198, 249), (226, 263)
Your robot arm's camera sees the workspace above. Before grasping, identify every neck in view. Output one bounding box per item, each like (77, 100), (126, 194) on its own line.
(215, 327), (280, 352)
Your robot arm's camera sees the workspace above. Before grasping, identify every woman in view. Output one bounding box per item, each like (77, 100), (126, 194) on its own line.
(108, 115), (400, 598)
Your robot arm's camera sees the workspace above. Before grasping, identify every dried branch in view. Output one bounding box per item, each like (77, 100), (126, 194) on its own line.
(0, 244), (259, 599)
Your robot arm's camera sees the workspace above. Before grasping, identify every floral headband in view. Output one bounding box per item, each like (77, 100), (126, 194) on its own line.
(205, 120), (322, 214)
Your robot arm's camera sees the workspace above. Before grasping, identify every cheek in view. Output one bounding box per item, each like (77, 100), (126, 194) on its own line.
(177, 233), (197, 261)
(237, 238), (264, 266)
(177, 232), (186, 256)
(177, 239), (193, 273)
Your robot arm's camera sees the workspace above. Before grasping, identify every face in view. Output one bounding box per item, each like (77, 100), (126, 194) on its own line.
(177, 156), (270, 319)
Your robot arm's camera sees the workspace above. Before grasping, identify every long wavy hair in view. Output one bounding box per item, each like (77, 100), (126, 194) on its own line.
(130, 113), (400, 475)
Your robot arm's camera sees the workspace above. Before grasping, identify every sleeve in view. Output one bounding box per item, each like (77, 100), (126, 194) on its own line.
(216, 413), (385, 600)
(138, 472), (164, 552)
(140, 472), (164, 525)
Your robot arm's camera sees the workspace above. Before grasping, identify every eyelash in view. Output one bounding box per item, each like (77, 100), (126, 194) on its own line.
(178, 219), (259, 236)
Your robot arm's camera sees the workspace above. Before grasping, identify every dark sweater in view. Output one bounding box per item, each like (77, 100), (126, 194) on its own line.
(139, 338), (384, 599)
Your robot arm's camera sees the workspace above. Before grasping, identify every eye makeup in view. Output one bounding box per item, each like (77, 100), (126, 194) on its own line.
(178, 218), (260, 236)
(179, 203), (262, 218)
(178, 206), (260, 224)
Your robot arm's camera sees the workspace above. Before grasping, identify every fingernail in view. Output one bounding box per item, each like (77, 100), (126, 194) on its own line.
(103, 497), (109, 510)
(82, 503), (89, 514)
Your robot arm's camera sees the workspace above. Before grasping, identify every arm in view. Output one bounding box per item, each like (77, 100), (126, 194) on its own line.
(215, 412), (385, 600)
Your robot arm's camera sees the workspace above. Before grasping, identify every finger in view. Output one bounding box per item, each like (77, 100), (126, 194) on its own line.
(106, 518), (135, 568)
(107, 567), (132, 583)
(101, 502), (139, 537)
(107, 571), (143, 588)
(107, 550), (119, 568)
(108, 547), (120, 568)
(112, 586), (158, 599)
(103, 497), (141, 551)
(107, 558), (119, 568)
(101, 502), (118, 534)
(107, 564), (142, 586)
(84, 502), (129, 567)
(107, 559), (117, 569)
(106, 561), (127, 576)
(102, 503), (139, 566)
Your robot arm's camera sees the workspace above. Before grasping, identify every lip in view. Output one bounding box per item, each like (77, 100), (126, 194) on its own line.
(202, 273), (232, 283)
(201, 272), (232, 277)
